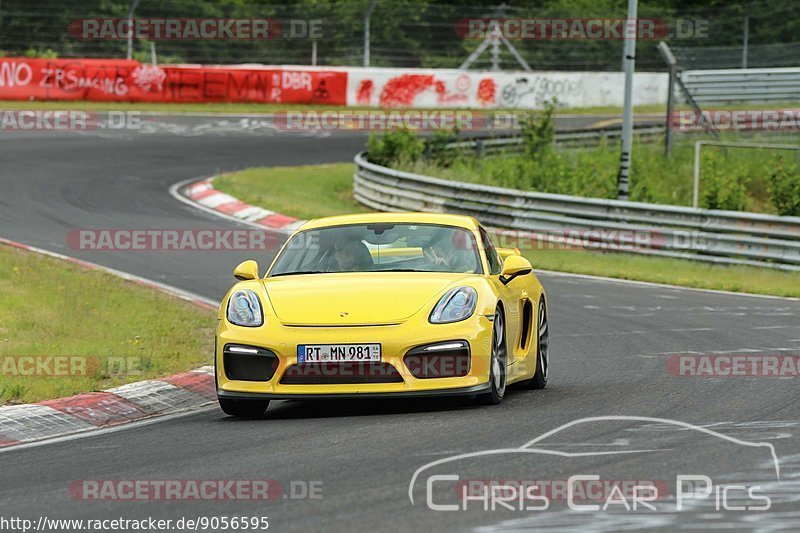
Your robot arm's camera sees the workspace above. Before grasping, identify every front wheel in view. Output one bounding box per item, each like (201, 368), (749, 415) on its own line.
(526, 297), (549, 389)
(480, 307), (507, 405)
(218, 398), (270, 417)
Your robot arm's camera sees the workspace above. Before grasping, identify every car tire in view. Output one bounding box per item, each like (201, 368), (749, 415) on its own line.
(218, 398), (270, 417)
(526, 297), (549, 389)
(480, 306), (507, 405)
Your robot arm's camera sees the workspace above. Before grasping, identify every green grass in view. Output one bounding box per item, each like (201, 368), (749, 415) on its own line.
(2, 99), (798, 116)
(397, 133), (800, 215)
(215, 163), (800, 298)
(524, 248), (800, 297)
(0, 245), (215, 405)
(214, 163), (368, 220)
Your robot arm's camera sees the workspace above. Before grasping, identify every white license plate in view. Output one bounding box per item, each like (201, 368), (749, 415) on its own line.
(297, 344), (381, 363)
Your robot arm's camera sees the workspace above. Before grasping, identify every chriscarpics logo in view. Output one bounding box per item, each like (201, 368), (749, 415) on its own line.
(409, 417), (786, 529)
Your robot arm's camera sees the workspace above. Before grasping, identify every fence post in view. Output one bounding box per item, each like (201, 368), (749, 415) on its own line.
(126, 0), (141, 60)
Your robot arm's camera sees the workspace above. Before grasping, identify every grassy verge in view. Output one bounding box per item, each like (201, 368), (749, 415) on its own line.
(398, 134), (798, 214)
(215, 163), (800, 298)
(2, 99), (798, 116)
(214, 163), (368, 220)
(524, 248), (800, 297)
(0, 245), (215, 405)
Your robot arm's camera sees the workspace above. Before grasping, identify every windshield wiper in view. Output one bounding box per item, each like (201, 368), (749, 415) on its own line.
(271, 270), (326, 277)
(373, 268), (424, 272)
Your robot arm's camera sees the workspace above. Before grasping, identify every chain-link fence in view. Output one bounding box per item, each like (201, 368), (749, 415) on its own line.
(1, 0), (798, 70)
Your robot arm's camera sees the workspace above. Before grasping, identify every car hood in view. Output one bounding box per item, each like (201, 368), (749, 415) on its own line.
(263, 272), (474, 326)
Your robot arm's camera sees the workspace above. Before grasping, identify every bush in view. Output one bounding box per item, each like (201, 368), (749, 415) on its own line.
(424, 129), (460, 168)
(767, 158), (800, 216)
(519, 99), (556, 164)
(700, 150), (748, 211)
(367, 129), (425, 167)
(24, 47), (57, 59)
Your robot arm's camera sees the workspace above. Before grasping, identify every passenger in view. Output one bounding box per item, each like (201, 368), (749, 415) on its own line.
(424, 232), (476, 272)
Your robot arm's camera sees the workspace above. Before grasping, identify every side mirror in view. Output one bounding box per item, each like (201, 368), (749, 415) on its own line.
(233, 260), (259, 281)
(500, 255), (532, 285)
(496, 247), (521, 261)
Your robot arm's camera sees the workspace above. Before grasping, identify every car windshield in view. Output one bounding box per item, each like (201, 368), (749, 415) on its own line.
(269, 223), (483, 276)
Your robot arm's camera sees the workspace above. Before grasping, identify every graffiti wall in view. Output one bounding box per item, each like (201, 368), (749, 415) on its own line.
(0, 58), (666, 109)
(0, 58), (347, 105)
(347, 68), (667, 109)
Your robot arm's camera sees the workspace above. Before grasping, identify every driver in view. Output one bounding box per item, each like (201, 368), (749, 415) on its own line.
(331, 240), (373, 272)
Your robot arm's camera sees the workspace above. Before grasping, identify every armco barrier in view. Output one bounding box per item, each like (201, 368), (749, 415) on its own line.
(449, 122), (665, 155)
(680, 67), (800, 105)
(353, 152), (800, 271)
(0, 58), (668, 109)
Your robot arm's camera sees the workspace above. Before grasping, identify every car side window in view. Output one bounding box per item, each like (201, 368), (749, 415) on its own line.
(480, 228), (502, 275)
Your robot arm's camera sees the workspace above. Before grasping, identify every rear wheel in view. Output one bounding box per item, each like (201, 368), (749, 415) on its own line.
(480, 307), (507, 405)
(527, 297), (549, 389)
(218, 398), (270, 417)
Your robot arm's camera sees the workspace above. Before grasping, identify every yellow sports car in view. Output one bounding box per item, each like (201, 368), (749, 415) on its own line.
(215, 213), (549, 416)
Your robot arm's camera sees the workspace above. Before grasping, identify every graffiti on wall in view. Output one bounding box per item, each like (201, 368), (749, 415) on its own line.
(347, 69), (666, 109)
(0, 58), (348, 105)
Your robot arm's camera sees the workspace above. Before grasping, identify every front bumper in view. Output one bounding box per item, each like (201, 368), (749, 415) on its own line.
(215, 313), (494, 398)
(217, 383), (491, 400)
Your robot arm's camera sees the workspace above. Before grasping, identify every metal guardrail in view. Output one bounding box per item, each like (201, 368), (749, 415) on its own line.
(448, 123), (665, 156)
(680, 67), (800, 104)
(353, 152), (800, 271)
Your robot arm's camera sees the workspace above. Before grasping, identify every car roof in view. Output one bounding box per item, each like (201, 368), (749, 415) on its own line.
(296, 212), (483, 232)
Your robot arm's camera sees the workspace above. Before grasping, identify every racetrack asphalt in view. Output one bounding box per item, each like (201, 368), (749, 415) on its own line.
(0, 114), (799, 532)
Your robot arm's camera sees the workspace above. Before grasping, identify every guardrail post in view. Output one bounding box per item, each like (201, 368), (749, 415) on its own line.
(693, 141), (703, 208)
(475, 139), (484, 158)
(657, 42), (678, 157)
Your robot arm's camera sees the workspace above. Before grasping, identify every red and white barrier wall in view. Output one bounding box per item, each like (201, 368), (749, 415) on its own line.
(347, 68), (667, 109)
(0, 58), (667, 109)
(0, 58), (348, 105)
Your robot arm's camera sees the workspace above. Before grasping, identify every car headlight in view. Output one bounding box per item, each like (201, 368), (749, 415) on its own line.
(227, 289), (264, 327)
(430, 287), (478, 324)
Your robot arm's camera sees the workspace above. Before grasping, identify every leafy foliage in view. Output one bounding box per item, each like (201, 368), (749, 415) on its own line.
(366, 129), (424, 166)
(700, 150), (748, 211)
(767, 158), (800, 216)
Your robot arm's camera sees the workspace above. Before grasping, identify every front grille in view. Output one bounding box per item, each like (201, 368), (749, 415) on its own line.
(223, 345), (279, 382)
(280, 362), (404, 384)
(403, 341), (471, 379)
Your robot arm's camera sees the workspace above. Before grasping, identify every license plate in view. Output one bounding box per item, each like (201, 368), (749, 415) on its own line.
(297, 344), (381, 363)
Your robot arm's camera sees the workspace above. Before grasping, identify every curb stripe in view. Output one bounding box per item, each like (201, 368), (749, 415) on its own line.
(216, 200), (251, 215)
(198, 192), (238, 208)
(0, 404), (93, 443)
(256, 213), (299, 228)
(160, 372), (216, 401)
(177, 177), (306, 235)
(40, 392), (151, 428)
(189, 187), (218, 201)
(107, 380), (211, 414)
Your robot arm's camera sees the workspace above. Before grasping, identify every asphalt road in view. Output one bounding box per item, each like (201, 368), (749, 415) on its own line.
(0, 114), (799, 532)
